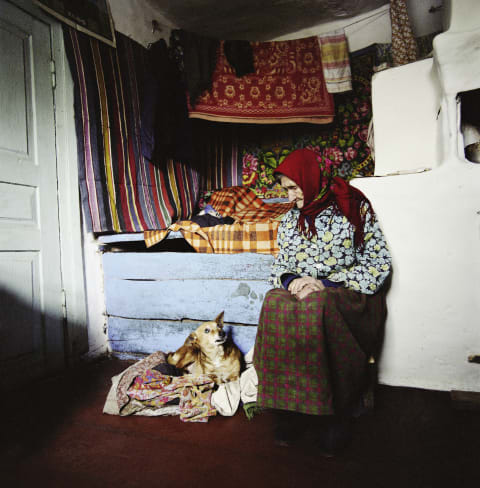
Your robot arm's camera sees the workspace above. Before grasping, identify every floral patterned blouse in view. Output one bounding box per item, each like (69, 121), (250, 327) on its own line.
(270, 202), (392, 295)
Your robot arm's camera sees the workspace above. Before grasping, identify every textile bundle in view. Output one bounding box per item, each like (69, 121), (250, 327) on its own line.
(63, 27), (199, 233)
(145, 221), (281, 254)
(126, 369), (217, 423)
(103, 348), (259, 420)
(207, 186), (293, 222)
(103, 351), (217, 422)
(188, 37), (335, 124)
(144, 186), (293, 253)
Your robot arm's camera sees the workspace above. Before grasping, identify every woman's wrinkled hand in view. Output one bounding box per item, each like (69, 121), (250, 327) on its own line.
(288, 276), (324, 299)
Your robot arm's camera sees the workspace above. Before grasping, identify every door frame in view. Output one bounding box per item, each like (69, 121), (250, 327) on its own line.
(9, 0), (88, 361)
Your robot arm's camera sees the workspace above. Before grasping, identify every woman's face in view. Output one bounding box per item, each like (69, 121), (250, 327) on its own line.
(280, 175), (304, 209)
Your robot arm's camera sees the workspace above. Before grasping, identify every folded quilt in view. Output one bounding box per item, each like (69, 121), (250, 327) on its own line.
(144, 187), (293, 254)
(207, 186), (293, 222)
(144, 220), (279, 254)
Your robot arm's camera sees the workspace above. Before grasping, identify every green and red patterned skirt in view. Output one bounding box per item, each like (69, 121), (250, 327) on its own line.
(253, 287), (387, 415)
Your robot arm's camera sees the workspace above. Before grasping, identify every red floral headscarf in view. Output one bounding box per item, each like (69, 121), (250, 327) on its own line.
(274, 148), (372, 248)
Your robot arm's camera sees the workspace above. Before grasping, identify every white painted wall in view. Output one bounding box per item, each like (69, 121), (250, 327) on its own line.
(81, 220), (110, 359)
(109, 0), (174, 46)
(352, 0), (480, 392)
(274, 4), (391, 49)
(274, 0), (443, 52)
(372, 58), (443, 175)
(108, 1), (443, 52)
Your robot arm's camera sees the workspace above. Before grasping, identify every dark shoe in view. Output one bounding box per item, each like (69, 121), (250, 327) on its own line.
(317, 416), (352, 456)
(273, 409), (299, 447)
(274, 423), (293, 447)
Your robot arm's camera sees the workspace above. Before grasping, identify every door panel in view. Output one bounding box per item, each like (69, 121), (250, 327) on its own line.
(0, 252), (41, 360)
(0, 0), (65, 386)
(0, 20), (29, 155)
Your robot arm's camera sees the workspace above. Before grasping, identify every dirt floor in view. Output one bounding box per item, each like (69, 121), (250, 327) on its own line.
(2, 357), (478, 488)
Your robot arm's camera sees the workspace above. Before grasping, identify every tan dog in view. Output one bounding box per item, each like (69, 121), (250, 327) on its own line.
(166, 312), (243, 384)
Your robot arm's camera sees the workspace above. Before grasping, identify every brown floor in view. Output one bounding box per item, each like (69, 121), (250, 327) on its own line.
(1, 357), (478, 488)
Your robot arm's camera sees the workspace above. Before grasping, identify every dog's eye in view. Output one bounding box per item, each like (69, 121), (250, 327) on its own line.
(204, 328), (210, 334)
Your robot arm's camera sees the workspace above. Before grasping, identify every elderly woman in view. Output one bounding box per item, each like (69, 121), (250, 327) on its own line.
(253, 148), (392, 453)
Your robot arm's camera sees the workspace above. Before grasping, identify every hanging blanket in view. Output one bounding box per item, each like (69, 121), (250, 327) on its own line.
(144, 187), (293, 252)
(390, 0), (418, 66)
(63, 27), (199, 232)
(318, 29), (352, 93)
(188, 37), (334, 124)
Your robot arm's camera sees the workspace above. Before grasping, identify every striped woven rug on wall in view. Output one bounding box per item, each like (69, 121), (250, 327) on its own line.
(63, 27), (202, 233)
(192, 120), (242, 192)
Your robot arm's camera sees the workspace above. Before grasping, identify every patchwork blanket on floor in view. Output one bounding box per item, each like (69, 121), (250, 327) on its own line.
(103, 351), (216, 422)
(103, 349), (259, 421)
(126, 370), (217, 422)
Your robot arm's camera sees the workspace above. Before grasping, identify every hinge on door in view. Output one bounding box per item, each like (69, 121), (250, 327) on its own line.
(61, 288), (67, 320)
(50, 59), (56, 89)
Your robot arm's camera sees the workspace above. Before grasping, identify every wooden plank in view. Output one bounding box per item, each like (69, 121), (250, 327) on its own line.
(98, 232), (183, 243)
(108, 316), (258, 355)
(102, 252), (273, 281)
(105, 278), (270, 324)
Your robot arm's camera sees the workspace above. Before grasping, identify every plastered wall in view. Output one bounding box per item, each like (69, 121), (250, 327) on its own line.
(353, 0), (480, 392)
(109, 0), (173, 46)
(372, 58), (443, 176)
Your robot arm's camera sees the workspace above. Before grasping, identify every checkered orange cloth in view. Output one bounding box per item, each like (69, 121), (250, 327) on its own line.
(144, 187), (293, 255)
(208, 186), (293, 222)
(144, 221), (280, 254)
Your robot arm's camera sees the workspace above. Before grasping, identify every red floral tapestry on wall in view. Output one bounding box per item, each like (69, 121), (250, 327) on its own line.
(188, 37), (334, 125)
(239, 44), (383, 198)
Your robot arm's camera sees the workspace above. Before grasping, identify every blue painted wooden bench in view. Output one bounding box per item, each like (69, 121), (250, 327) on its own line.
(99, 233), (273, 359)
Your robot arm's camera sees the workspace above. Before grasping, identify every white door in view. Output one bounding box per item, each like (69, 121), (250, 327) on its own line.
(0, 0), (65, 386)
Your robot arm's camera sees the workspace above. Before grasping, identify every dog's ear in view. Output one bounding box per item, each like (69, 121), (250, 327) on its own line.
(214, 311), (224, 327)
(184, 332), (198, 346)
